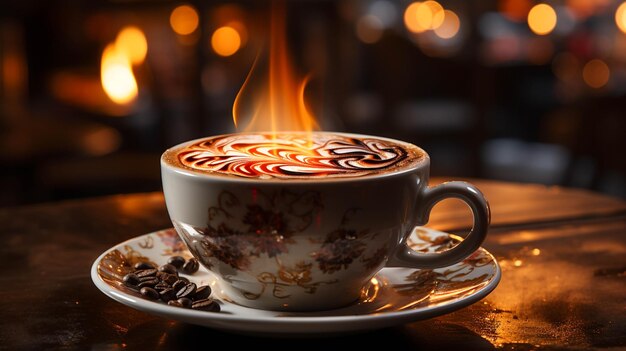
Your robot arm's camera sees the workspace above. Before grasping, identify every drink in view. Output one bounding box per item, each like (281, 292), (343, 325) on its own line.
(162, 132), (425, 179)
(161, 132), (489, 311)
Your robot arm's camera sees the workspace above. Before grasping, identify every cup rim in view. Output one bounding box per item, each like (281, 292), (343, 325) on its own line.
(160, 131), (430, 184)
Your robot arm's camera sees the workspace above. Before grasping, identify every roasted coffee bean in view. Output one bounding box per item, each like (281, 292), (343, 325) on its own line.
(168, 256), (186, 269)
(176, 283), (197, 299)
(158, 264), (177, 275)
(123, 255), (219, 313)
(193, 285), (212, 300)
(159, 288), (177, 302)
(154, 282), (170, 291)
(122, 273), (140, 287)
(138, 277), (159, 288)
(135, 269), (158, 278)
(172, 279), (187, 292)
(134, 262), (154, 270)
(182, 258), (200, 274)
(177, 297), (192, 308)
(192, 298), (220, 312)
(167, 300), (183, 307)
(161, 273), (178, 285)
(140, 287), (159, 300)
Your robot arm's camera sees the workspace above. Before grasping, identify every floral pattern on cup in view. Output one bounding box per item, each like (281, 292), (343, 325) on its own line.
(196, 189), (323, 271)
(242, 260), (338, 300)
(183, 190), (387, 299)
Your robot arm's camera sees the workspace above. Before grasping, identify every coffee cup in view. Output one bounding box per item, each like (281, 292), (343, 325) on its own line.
(161, 132), (489, 311)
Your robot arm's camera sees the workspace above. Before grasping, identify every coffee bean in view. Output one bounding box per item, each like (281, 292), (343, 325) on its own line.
(176, 283), (197, 299)
(138, 277), (159, 288)
(192, 298), (220, 312)
(158, 264), (177, 275)
(122, 273), (140, 287)
(172, 279), (187, 292)
(193, 285), (211, 300)
(134, 262), (155, 270)
(135, 269), (157, 278)
(167, 300), (183, 307)
(182, 258), (199, 274)
(177, 297), (192, 308)
(154, 282), (170, 291)
(168, 256), (186, 269)
(176, 277), (190, 284)
(161, 273), (178, 285)
(122, 255), (219, 313)
(159, 288), (177, 302)
(140, 287), (159, 300)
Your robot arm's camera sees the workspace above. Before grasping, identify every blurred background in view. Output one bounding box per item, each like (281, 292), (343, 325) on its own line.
(1, 0), (626, 207)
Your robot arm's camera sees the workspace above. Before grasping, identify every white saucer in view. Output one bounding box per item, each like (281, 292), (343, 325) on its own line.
(91, 227), (500, 336)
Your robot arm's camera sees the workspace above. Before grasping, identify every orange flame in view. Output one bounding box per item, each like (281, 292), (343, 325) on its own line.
(232, 1), (318, 139)
(101, 43), (138, 105)
(101, 26), (147, 105)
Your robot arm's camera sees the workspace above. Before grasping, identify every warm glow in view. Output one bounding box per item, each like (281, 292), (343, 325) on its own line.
(582, 59), (610, 88)
(170, 5), (199, 35)
(616, 2), (626, 34)
(499, 0), (533, 22)
(356, 15), (384, 44)
(404, 2), (425, 33)
(404, 1), (445, 33)
(233, 2), (318, 137)
(211, 26), (241, 57)
(434, 10), (460, 39)
(416, 1), (445, 30)
(115, 26), (147, 65)
(101, 44), (138, 105)
(528, 4), (557, 35)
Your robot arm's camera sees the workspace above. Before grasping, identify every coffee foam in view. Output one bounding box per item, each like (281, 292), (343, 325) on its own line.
(164, 133), (424, 179)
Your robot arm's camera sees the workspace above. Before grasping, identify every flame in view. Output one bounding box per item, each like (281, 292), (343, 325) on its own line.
(232, 1), (318, 140)
(101, 43), (138, 105)
(115, 26), (148, 65)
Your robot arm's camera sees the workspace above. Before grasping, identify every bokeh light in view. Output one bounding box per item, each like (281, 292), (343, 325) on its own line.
(356, 15), (384, 44)
(616, 2), (626, 34)
(170, 4), (199, 35)
(115, 26), (147, 65)
(499, 0), (533, 22)
(434, 10), (460, 39)
(528, 4), (557, 35)
(101, 44), (138, 105)
(582, 59), (610, 88)
(404, 1), (445, 33)
(404, 2), (425, 33)
(416, 1), (445, 31)
(211, 26), (241, 57)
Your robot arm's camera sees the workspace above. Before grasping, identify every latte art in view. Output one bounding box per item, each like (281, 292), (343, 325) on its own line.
(171, 133), (422, 179)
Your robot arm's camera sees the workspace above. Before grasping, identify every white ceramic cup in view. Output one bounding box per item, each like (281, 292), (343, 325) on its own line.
(161, 132), (490, 311)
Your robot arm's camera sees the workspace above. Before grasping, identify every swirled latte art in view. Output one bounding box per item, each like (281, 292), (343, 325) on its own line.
(168, 133), (423, 179)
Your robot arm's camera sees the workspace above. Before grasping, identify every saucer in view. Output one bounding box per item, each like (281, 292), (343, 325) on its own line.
(91, 227), (500, 336)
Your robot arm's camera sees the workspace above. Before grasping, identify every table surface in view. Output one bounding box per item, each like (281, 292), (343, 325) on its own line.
(1, 178), (625, 350)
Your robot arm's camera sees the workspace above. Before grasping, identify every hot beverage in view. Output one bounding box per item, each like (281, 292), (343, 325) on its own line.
(163, 132), (424, 179)
(161, 132), (489, 311)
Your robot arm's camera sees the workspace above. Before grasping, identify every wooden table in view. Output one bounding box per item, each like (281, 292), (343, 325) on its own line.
(1, 179), (625, 349)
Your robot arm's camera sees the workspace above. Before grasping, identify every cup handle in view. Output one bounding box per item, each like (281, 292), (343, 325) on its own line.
(387, 181), (490, 268)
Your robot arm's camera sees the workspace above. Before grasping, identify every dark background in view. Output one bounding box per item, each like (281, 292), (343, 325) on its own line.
(1, 0), (626, 207)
